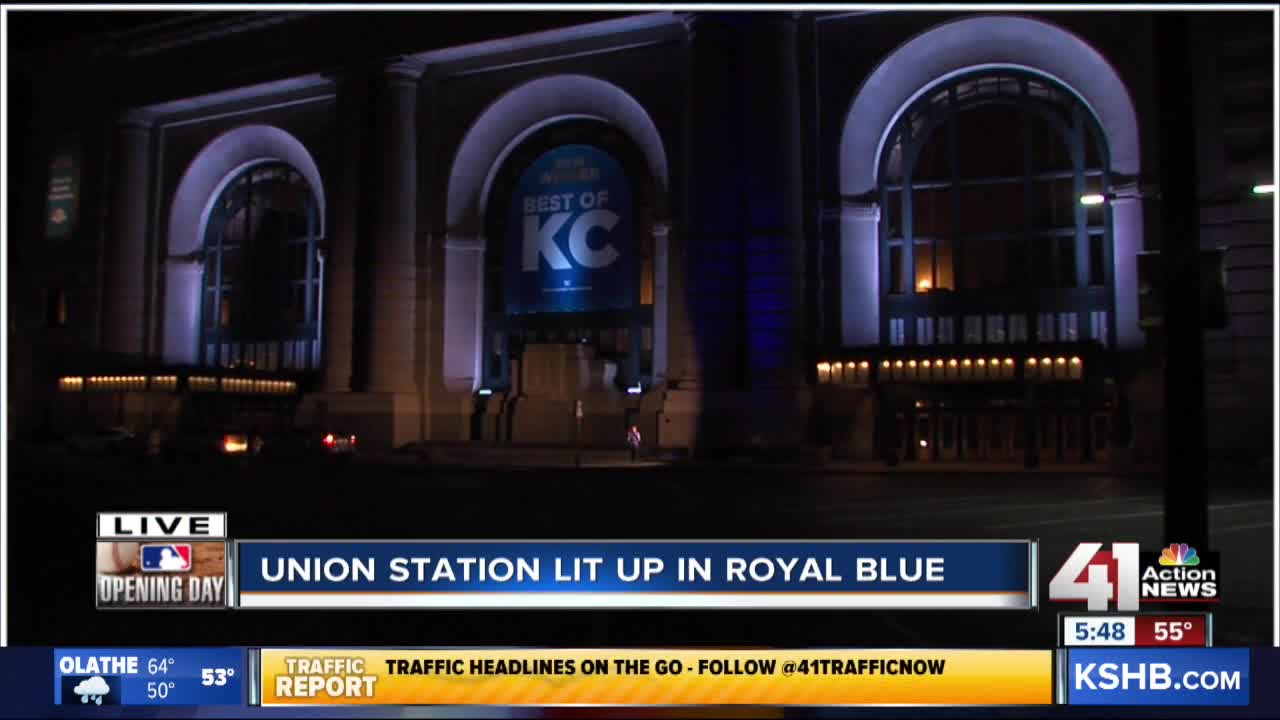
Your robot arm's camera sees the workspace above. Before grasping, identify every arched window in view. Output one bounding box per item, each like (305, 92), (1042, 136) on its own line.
(481, 120), (656, 390)
(200, 162), (323, 370)
(879, 72), (1114, 347)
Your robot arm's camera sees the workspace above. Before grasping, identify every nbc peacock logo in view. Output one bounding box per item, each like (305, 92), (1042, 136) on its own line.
(1158, 543), (1201, 567)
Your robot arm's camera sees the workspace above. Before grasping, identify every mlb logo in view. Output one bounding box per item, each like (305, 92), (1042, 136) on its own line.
(141, 544), (192, 572)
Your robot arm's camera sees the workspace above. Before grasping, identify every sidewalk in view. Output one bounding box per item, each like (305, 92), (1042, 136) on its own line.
(367, 443), (1157, 474)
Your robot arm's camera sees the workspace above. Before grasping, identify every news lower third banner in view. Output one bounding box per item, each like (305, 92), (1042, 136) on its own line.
(255, 649), (1053, 706)
(234, 540), (1036, 610)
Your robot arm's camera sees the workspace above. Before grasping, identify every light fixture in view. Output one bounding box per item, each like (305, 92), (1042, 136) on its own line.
(917, 278), (933, 291)
(1079, 193), (1107, 206)
(477, 388), (493, 396)
(919, 439), (929, 448)
(1252, 183), (1276, 195)
(860, 361), (870, 369)
(627, 383), (643, 395)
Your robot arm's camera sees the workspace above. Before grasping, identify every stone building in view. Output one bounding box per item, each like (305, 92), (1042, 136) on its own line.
(8, 10), (1274, 463)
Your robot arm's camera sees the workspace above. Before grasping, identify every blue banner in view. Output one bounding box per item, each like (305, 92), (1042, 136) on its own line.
(1064, 648), (1250, 706)
(53, 648), (245, 707)
(504, 144), (635, 314)
(236, 540), (1033, 609)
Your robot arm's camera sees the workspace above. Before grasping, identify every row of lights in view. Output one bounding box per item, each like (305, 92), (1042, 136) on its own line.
(816, 356), (1084, 384)
(1027, 356), (1084, 380)
(883, 357), (1019, 382)
(217, 378), (297, 395)
(816, 361), (872, 385)
(59, 375), (296, 395)
(58, 376), (151, 392)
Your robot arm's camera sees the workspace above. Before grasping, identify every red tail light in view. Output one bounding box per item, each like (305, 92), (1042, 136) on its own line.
(349, 435), (357, 446)
(323, 433), (335, 447)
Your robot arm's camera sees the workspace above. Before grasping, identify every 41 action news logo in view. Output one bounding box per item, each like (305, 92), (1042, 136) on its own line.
(1049, 542), (1220, 611)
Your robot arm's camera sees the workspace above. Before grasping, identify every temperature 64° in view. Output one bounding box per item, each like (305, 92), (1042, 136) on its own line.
(202, 667), (236, 686)
(147, 656), (176, 674)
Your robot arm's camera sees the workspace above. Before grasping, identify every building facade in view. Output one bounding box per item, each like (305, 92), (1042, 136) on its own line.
(9, 10), (1275, 462)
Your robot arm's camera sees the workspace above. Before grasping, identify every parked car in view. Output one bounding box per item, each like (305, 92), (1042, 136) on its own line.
(165, 427), (258, 462)
(65, 427), (138, 456)
(263, 427), (358, 464)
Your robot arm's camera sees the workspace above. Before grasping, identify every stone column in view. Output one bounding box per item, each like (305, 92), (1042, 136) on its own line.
(840, 200), (881, 346)
(651, 222), (670, 386)
(321, 71), (369, 392)
(366, 61), (421, 393)
(441, 234), (485, 393)
(103, 114), (153, 357)
(161, 258), (204, 364)
(743, 13), (805, 388)
(1110, 181), (1145, 350)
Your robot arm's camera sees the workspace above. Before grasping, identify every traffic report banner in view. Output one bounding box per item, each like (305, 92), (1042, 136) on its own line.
(255, 649), (1053, 706)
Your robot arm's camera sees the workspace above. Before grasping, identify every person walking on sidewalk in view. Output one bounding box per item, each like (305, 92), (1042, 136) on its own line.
(626, 425), (642, 462)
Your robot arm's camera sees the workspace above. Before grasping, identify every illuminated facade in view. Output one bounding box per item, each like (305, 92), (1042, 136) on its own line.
(9, 11), (1274, 462)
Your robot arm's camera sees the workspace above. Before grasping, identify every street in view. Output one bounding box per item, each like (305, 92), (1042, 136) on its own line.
(5, 453), (1273, 649)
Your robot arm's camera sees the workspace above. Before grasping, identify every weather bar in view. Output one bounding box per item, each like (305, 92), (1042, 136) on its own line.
(1060, 613), (1212, 647)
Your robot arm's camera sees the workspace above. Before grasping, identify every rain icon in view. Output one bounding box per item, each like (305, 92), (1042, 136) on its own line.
(73, 676), (111, 705)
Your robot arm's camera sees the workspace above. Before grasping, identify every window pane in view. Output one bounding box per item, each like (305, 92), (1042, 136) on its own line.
(956, 104), (1024, 179)
(203, 289), (217, 329)
(965, 237), (1008, 289)
(1031, 115), (1072, 173)
(1032, 235), (1055, 287)
(914, 241), (934, 293)
(219, 293), (235, 328)
(1009, 314), (1028, 342)
(934, 238), (954, 290)
(888, 245), (904, 294)
(938, 317), (955, 344)
(916, 317), (934, 345)
(1005, 236), (1027, 288)
(963, 316), (983, 343)
(913, 124), (951, 181)
(885, 191), (902, 237)
(912, 188), (952, 238)
(1031, 178), (1076, 228)
(1058, 235), (1077, 288)
(883, 134), (905, 183)
(1058, 312), (1079, 341)
(1084, 127), (1105, 171)
(1037, 312), (1056, 342)
(986, 314), (1006, 343)
(1089, 233), (1105, 286)
(220, 247), (242, 284)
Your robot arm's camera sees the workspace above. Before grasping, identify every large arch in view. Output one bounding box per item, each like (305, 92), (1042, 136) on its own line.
(163, 124), (326, 364)
(442, 74), (671, 392)
(836, 15), (1144, 349)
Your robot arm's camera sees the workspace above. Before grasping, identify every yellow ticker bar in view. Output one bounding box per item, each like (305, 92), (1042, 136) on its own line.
(258, 648), (1052, 706)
